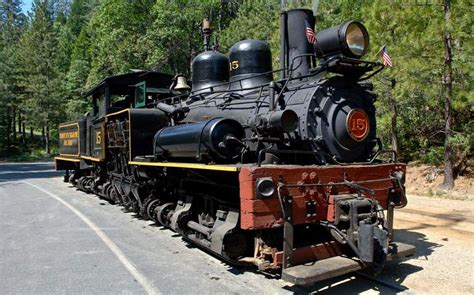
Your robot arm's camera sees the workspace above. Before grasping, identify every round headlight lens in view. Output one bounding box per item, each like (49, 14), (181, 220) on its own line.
(345, 22), (369, 57)
(256, 178), (275, 198)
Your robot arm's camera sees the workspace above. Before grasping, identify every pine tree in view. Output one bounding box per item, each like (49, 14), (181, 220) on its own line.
(19, 0), (62, 154)
(86, 0), (156, 85)
(144, 0), (226, 75)
(0, 0), (27, 153)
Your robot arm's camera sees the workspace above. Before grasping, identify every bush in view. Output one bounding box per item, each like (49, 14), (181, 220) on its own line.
(420, 146), (444, 166)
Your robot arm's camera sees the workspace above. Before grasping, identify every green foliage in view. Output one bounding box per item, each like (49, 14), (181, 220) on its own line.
(220, 0), (280, 69)
(86, 0), (156, 85)
(143, 0), (223, 75)
(0, 0), (471, 175)
(19, 0), (63, 129)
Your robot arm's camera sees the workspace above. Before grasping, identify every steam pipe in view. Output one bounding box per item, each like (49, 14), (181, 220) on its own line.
(269, 81), (276, 111)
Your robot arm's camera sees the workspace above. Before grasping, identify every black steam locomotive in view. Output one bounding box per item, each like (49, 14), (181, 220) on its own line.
(55, 9), (414, 285)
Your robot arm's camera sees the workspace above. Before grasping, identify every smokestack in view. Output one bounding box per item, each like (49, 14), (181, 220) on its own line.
(279, 9), (316, 79)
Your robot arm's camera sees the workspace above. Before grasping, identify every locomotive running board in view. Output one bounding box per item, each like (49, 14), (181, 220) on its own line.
(282, 242), (415, 286)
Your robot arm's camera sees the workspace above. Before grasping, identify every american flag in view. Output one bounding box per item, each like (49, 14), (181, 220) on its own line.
(380, 46), (393, 67)
(304, 20), (316, 45)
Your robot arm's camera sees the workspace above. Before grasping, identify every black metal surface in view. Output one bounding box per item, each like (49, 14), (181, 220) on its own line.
(83, 71), (174, 98)
(129, 109), (170, 159)
(154, 118), (244, 160)
(311, 77), (377, 162)
(229, 40), (273, 89)
(314, 21), (369, 59)
(280, 9), (316, 78)
(58, 120), (82, 156)
(191, 51), (229, 93)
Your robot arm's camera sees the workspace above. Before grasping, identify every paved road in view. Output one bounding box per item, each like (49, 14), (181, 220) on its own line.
(2, 162), (458, 294)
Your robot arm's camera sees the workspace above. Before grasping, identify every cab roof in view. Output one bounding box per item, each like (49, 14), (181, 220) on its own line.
(83, 71), (174, 98)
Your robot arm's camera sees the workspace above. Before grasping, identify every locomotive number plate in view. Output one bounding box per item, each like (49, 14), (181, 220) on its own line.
(346, 109), (369, 141)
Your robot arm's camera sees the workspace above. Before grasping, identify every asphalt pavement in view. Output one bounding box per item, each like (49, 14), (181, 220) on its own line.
(0, 162), (411, 294)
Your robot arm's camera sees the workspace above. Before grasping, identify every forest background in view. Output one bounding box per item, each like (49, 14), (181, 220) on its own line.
(0, 0), (472, 190)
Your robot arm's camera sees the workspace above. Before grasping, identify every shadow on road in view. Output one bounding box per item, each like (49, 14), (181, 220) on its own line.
(0, 162), (62, 183)
(284, 228), (440, 294)
(395, 228), (442, 259)
(214, 227), (437, 294)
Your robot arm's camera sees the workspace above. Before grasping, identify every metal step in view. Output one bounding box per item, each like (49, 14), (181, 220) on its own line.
(387, 242), (416, 261)
(282, 256), (363, 286)
(282, 242), (416, 286)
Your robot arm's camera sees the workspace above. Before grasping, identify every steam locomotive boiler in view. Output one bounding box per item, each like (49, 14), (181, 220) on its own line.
(54, 9), (415, 285)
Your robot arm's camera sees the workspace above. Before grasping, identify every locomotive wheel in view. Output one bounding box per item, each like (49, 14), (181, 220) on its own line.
(70, 172), (78, 185)
(109, 187), (120, 204)
(85, 178), (94, 193)
(77, 176), (86, 190)
(101, 182), (110, 199)
(63, 170), (70, 182)
(104, 183), (116, 204)
(145, 199), (161, 221)
(155, 202), (175, 227)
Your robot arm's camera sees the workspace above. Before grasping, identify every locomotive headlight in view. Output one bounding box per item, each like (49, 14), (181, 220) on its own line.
(256, 177), (275, 198)
(345, 22), (369, 57)
(314, 21), (369, 59)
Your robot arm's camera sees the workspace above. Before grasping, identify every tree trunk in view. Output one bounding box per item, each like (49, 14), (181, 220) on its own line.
(45, 124), (50, 155)
(389, 79), (399, 156)
(30, 127), (33, 140)
(18, 111), (22, 133)
(42, 126), (45, 146)
(6, 106), (11, 152)
(22, 122), (26, 145)
(44, 124), (51, 155)
(12, 107), (16, 139)
(441, 0), (454, 190)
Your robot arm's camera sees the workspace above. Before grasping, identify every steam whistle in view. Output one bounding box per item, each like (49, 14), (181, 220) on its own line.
(202, 19), (212, 51)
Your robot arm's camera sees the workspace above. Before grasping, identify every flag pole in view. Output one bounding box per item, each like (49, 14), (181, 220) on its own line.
(375, 44), (386, 59)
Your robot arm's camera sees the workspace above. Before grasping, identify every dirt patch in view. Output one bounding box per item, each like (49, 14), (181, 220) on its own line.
(385, 194), (474, 294)
(406, 163), (473, 200)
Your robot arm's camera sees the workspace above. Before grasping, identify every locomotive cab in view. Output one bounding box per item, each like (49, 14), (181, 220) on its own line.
(55, 71), (174, 169)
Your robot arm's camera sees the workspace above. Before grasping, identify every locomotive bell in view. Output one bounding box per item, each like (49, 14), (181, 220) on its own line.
(173, 75), (191, 91)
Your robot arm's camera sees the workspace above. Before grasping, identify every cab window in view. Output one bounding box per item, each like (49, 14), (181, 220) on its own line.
(135, 82), (146, 107)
